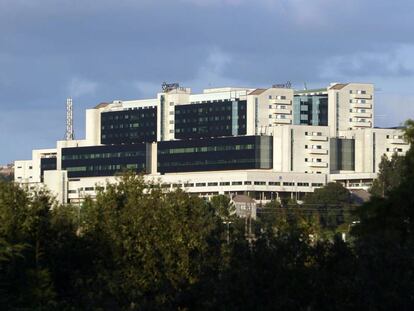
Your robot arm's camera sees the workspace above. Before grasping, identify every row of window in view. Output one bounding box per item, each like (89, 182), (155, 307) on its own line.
(175, 106), (241, 114)
(102, 112), (156, 121)
(268, 95), (287, 100)
(349, 90), (367, 94)
(305, 131), (324, 136)
(157, 159), (257, 167)
(62, 151), (145, 160)
(161, 181), (323, 188)
(101, 131), (156, 139)
(386, 135), (403, 139)
(101, 122), (155, 129)
(158, 144), (255, 155)
(68, 186), (104, 194)
(305, 158), (323, 163)
(175, 115), (236, 123)
(66, 163), (144, 172)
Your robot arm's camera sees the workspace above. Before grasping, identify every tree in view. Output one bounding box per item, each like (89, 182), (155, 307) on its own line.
(78, 173), (225, 309)
(370, 153), (405, 197)
(304, 182), (350, 206)
(350, 119), (414, 310)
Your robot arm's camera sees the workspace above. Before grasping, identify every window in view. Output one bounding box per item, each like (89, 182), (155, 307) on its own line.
(254, 181), (266, 185)
(269, 181), (280, 186)
(220, 182), (230, 186)
(208, 182), (218, 186)
(297, 182), (309, 187)
(29, 166), (33, 169)
(232, 181), (243, 185)
(283, 182), (294, 186)
(244, 181), (252, 185)
(196, 183), (206, 187)
(312, 183), (323, 187)
(85, 187), (94, 191)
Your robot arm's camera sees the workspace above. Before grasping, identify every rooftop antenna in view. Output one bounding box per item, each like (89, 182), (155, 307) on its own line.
(65, 98), (74, 140)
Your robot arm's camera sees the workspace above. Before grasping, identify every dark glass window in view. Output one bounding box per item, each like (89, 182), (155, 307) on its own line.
(101, 107), (157, 144)
(174, 100), (246, 139)
(40, 157), (57, 182)
(330, 138), (355, 172)
(157, 135), (272, 173)
(62, 144), (146, 178)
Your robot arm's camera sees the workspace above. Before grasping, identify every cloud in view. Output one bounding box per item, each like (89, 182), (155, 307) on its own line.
(320, 45), (414, 80)
(67, 78), (98, 98)
(2, 0), (414, 163)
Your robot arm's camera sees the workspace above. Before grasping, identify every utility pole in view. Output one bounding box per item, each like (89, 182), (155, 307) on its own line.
(245, 203), (255, 248)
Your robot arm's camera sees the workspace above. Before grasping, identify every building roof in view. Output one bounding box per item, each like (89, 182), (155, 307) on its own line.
(350, 189), (371, 205)
(294, 88), (328, 95)
(249, 88), (267, 95)
(94, 102), (110, 109)
(329, 83), (348, 90)
(232, 194), (256, 204)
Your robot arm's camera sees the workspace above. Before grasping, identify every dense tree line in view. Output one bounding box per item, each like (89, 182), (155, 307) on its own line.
(0, 120), (413, 310)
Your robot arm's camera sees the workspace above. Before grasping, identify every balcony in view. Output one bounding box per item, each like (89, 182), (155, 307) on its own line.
(269, 98), (291, 105)
(351, 102), (372, 109)
(306, 149), (328, 155)
(307, 162), (328, 168)
(273, 118), (291, 124)
(388, 138), (407, 145)
(350, 111), (372, 118)
(274, 108), (291, 114)
(351, 121), (372, 128)
(306, 134), (328, 141)
(350, 93), (372, 100)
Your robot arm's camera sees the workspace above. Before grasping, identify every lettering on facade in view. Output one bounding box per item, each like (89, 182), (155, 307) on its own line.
(272, 81), (292, 89)
(162, 82), (180, 92)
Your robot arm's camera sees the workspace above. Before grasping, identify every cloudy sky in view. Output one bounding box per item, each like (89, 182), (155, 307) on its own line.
(1, 0), (414, 164)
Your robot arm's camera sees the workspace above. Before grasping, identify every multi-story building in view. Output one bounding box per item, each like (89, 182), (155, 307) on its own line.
(14, 82), (410, 204)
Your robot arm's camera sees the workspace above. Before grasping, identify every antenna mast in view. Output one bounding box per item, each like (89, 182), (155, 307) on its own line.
(65, 98), (74, 140)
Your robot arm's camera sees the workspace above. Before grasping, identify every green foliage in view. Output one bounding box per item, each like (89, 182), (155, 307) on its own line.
(304, 182), (350, 205)
(370, 153), (405, 197)
(2, 131), (414, 311)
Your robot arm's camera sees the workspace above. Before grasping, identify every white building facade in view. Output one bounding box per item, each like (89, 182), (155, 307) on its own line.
(15, 82), (410, 204)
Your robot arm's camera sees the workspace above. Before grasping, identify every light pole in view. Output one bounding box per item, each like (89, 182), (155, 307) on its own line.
(223, 220), (232, 244)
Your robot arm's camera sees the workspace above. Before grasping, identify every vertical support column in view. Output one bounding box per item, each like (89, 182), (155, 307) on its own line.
(146, 142), (158, 175)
